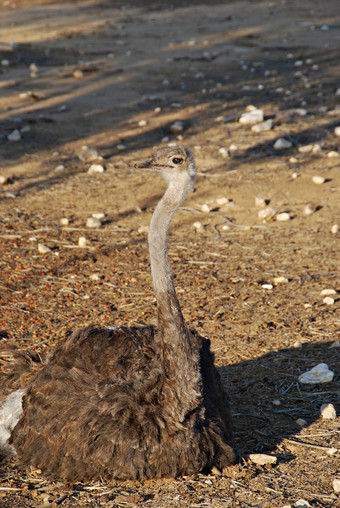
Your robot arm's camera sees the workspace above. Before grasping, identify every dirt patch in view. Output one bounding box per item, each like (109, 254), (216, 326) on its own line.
(0, 0), (339, 506)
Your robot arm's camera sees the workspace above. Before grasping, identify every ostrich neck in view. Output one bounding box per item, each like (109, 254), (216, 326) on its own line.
(148, 180), (188, 339)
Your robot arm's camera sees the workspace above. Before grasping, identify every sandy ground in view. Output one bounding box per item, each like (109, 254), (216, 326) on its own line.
(0, 0), (339, 506)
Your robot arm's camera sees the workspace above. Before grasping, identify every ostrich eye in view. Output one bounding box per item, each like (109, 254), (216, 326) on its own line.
(172, 157), (183, 164)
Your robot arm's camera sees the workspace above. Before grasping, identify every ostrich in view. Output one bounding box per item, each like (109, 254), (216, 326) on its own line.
(0, 146), (235, 481)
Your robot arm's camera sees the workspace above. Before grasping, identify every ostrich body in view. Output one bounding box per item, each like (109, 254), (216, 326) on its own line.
(3, 146), (235, 481)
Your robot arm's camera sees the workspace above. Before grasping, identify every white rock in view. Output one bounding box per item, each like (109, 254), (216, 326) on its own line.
(320, 403), (337, 419)
(262, 284), (273, 290)
(20, 125), (30, 133)
(89, 273), (101, 281)
(291, 172), (299, 179)
(170, 121), (184, 133)
(276, 212), (290, 222)
(323, 296), (334, 305)
(222, 225), (230, 230)
(295, 500), (311, 508)
(331, 224), (338, 234)
(320, 288), (336, 296)
(78, 236), (87, 247)
(274, 138), (292, 150)
(298, 144), (313, 153)
(117, 143), (126, 151)
(333, 479), (340, 493)
(239, 109), (264, 125)
(7, 129), (21, 141)
(201, 204), (211, 213)
(312, 175), (325, 184)
(218, 147), (229, 158)
(299, 363), (334, 384)
(92, 212), (105, 220)
(330, 341), (340, 348)
(273, 276), (289, 284)
(327, 447), (337, 455)
(296, 418), (307, 427)
(60, 218), (69, 226)
(295, 108), (307, 116)
(251, 119), (273, 133)
(29, 63), (39, 74)
(193, 221), (204, 230)
(327, 150), (339, 158)
(38, 243), (51, 254)
(272, 399), (281, 406)
(88, 164), (105, 174)
(215, 197), (229, 206)
(229, 143), (238, 153)
(254, 196), (267, 208)
(303, 203), (316, 216)
(78, 146), (100, 162)
(86, 217), (101, 228)
(258, 207), (276, 220)
(294, 341), (303, 348)
(138, 225), (149, 233)
(334, 126), (340, 137)
(55, 165), (65, 171)
(289, 157), (298, 163)
(138, 119), (147, 127)
(336, 88), (340, 97)
(312, 144), (321, 153)
(248, 453), (277, 466)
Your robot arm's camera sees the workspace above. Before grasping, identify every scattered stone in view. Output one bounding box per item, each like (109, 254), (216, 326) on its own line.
(298, 363), (334, 384)
(320, 288), (336, 296)
(289, 157), (298, 163)
(92, 212), (105, 220)
(229, 143), (238, 154)
(255, 196), (267, 208)
(312, 175), (325, 185)
(262, 284), (273, 290)
(323, 296), (334, 305)
(248, 453), (277, 466)
(331, 224), (338, 234)
(320, 403), (336, 419)
(38, 243), (51, 254)
(170, 121), (184, 133)
(295, 108), (307, 116)
(251, 118), (273, 132)
(258, 207), (276, 221)
(336, 88), (340, 97)
(193, 221), (204, 230)
(200, 204), (211, 213)
(138, 119), (147, 127)
(274, 138), (292, 150)
(73, 69), (84, 79)
(117, 143), (126, 151)
(0, 175), (11, 185)
(88, 164), (105, 174)
(272, 399), (281, 406)
(334, 126), (340, 137)
(89, 273), (101, 281)
(78, 146), (101, 162)
(216, 197), (229, 206)
(218, 147), (229, 158)
(54, 164), (65, 171)
(60, 218), (69, 226)
(276, 212), (290, 222)
(303, 203), (316, 216)
(333, 479), (340, 493)
(293, 341), (302, 348)
(327, 150), (339, 158)
(7, 129), (21, 141)
(86, 217), (101, 228)
(330, 341), (340, 348)
(273, 276), (289, 284)
(239, 109), (264, 125)
(296, 418), (307, 427)
(138, 225), (149, 234)
(298, 144), (313, 153)
(295, 500), (311, 508)
(327, 447), (337, 455)
(78, 236), (87, 247)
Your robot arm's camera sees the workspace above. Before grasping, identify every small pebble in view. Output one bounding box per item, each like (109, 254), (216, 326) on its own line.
(138, 119), (147, 127)
(320, 288), (336, 296)
(331, 224), (338, 234)
(7, 129), (21, 141)
(272, 399), (281, 406)
(293, 341), (302, 348)
(251, 119), (273, 133)
(88, 164), (105, 174)
(299, 363), (334, 384)
(54, 164), (65, 171)
(170, 121), (184, 133)
(201, 204), (211, 213)
(273, 276), (288, 284)
(303, 203), (316, 216)
(289, 157), (298, 163)
(60, 218), (69, 226)
(295, 108), (307, 116)
(276, 212), (290, 222)
(78, 237), (87, 247)
(193, 221), (204, 230)
(239, 109), (264, 125)
(312, 175), (325, 184)
(218, 147), (229, 158)
(255, 196), (267, 208)
(248, 453), (277, 466)
(334, 126), (340, 137)
(117, 143), (126, 151)
(258, 207), (276, 220)
(296, 418), (307, 427)
(327, 150), (339, 158)
(92, 212), (105, 220)
(29, 63), (39, 74)
(216, 197), (229, 206)
(73, 69), (84, 79)
(330, 341), (340, 348)
(323, 296), (334, 305)
(274, 138), (292, 150)
(333, 479), (340, 493)
(262, 284), (273, 290)
(78, 146), (100, 162)
(295, 500), (311, 508)
(138, 225), (149, 234)
(320, 403), (337, 419)
(89, 273), (101, 281)
(38, 243), (51, 254)
(86, 217), (101, 228)
(298, 144), (313, 153)
(0, 175), (10, 185)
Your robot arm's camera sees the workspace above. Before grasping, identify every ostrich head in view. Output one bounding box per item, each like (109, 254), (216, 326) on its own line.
(134, 146), (196, 192)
